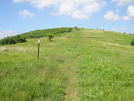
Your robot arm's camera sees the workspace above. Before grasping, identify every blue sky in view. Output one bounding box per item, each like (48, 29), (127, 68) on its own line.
(0, 0), (134, 39)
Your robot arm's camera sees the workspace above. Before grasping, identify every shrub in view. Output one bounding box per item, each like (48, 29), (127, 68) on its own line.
(0, 35), (27, 45)
(68, 28), (73, 32)
(131, 39), (134, 46)
(48, 34), (54, 42)
(74, 26), (77, 29)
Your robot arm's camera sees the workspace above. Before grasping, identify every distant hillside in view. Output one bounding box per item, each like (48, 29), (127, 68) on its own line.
(0, 27), (134, 45)
(0, 27), (73, 45)
(20, 27), (73, 38)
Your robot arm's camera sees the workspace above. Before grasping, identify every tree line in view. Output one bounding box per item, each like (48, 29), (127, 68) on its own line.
(131, 39), (134, 46)
(0, 35), (27, 45)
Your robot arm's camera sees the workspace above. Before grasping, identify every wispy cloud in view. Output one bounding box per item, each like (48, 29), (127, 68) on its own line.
(123, 5), (134, 20)
(112, 28), (127, 32)
(103, 9), (120, 21)
(18, 10), (34, 19)
(112, 28), (118, 31)
(111, 0), (134, 6)
(121, 28), (127, 31)
(0, 30), (14, 39)
(14, 0), (107, 19)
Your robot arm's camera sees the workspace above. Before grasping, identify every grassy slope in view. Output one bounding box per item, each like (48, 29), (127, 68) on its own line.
(20, 27), (72, 38)
(0, 28), (134, 101)
(76, 29), (134, 101)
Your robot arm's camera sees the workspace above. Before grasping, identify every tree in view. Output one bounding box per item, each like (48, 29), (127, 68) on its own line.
(74, 26), (77, 29)
(131, 39), (134, 46)
(20, 37), (27, 42)
(48, 34), (54, 42)
(0, 35), (27, 45)
(68, 28), (73, 32)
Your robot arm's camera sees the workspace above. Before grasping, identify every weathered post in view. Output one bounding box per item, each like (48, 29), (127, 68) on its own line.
(37, 40), (40, 59)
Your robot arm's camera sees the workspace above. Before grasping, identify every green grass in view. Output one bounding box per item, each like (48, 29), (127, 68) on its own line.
(20, 27), (73, 38)
(0, 28), (134, 101)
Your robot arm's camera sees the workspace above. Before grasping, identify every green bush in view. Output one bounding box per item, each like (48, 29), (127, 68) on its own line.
(48, 34), (54, 42)
(68, 28), (73, 32)
(131, 39), (134, 46)
(0, 35), (27, 45)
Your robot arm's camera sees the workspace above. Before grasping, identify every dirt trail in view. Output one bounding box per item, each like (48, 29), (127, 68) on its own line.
(64, 34), (81, 101)
(64, 62), (78, 101)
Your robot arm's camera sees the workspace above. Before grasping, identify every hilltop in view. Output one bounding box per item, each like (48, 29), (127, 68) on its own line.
(0, 28), (134, 101)
(20, 27), (73, 38)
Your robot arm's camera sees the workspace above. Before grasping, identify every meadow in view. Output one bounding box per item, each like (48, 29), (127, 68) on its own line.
(0, 28), (134, 101)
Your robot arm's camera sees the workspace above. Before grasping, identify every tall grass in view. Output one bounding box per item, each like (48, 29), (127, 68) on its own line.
(0, 28), (134, 101)
(76, 29), (134, 101)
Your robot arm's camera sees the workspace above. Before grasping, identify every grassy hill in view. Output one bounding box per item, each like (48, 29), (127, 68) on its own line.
(0, 28), (134, 101)
(21, 27), (73, 38)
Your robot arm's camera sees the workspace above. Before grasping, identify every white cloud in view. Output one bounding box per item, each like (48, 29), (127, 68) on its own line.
(18, 10), (34, 19)
(14, 0), (58, 9)
(57, 3), (76, 16)
(121, 28), (127, 31)
(14, 0), (106, 19)
(111, 0), (134, 6)
(103, 9), (120, 21)
(112, 28), (127, 32)
(123, 5), (134, 20)
(72, 3), (104, 19)
(112, 28), (118, 31)
(0, 30), (14, 39)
